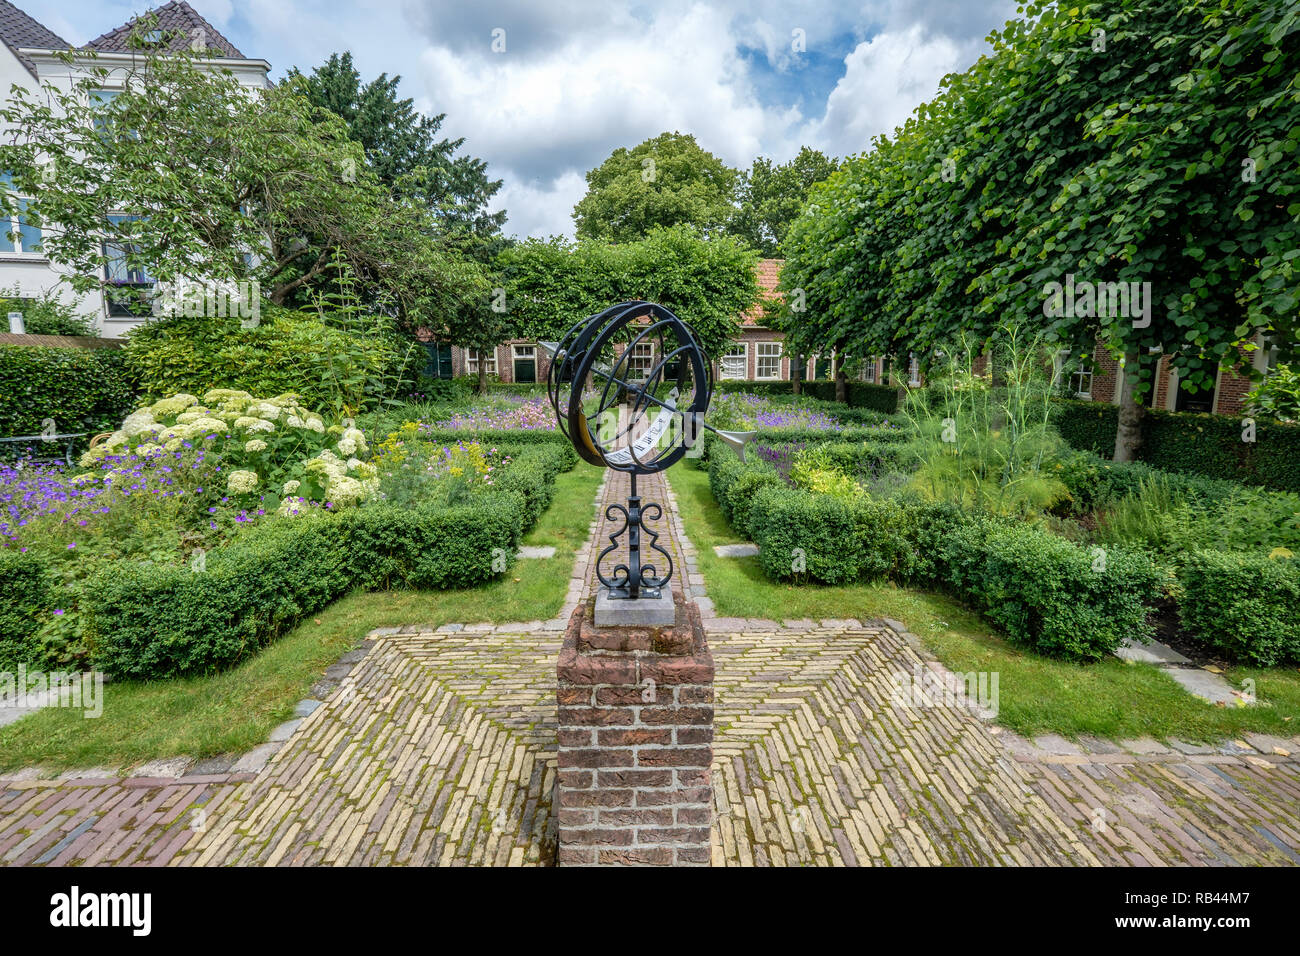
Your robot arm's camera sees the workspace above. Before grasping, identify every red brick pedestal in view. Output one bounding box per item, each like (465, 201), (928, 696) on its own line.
(555, 592), (715, 866)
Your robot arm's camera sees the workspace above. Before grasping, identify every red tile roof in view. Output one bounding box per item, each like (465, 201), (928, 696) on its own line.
(742, 258), (783, 327)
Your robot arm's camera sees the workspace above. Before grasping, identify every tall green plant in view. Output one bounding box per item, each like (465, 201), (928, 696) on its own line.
(902, 324), (1068, 516)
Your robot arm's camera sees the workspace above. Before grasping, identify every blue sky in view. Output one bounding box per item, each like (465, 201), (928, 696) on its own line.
(19, 0), (1019, 238)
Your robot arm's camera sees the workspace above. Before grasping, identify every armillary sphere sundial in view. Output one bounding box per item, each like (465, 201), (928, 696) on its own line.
(543, 301), (755, 611)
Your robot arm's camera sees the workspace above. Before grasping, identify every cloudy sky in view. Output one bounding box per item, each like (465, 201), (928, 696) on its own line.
(26, 0), (1019, 239)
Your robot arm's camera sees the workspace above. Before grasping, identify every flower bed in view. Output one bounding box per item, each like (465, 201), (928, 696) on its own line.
(0, 387), (579, 676)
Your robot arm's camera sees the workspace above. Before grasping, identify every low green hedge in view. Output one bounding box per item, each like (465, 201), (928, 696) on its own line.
(0, 345), (138, 446)
(710, 446), (1157, 661)
(0, 550), (53, 670)
(943, 523), (1159, 662)
(748, 484), (865, 586)
(1177, 552), (1300, 666)
(1055, 450), (1241, 512)
(1053, 399), (1300, 493)
(412, 428), (573, 450)
(85, 494), (525, 680)
(713, 379), (901, 413)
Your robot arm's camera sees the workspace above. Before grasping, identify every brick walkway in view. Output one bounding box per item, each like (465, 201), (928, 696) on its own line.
(1, 466), (1298, 866)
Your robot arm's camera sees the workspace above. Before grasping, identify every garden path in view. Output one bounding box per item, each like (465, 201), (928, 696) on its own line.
(1, 468), (1298, 865)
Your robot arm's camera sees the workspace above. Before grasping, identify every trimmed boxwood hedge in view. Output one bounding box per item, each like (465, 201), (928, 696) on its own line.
(0, 345), (138, 449)
(1053, 399), (1300, 493)
(84, 495), (525, 680)
(1177, 551), (1300, 666)
(713, 378), (901, 413)
(0, 550), (53, 670)
(709, 446), (1158, 661)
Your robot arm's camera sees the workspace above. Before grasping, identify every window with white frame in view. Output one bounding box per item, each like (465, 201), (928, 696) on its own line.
(1071, 367), (1094, 399)
(512, 344), (535, 361)
(756, 342), (782, 379)
(907, 353), (921, 386)
(860, 357), (877, 383)
(0, 173), (41, 255)
(627, 342), (655, 379)
(466, 348), (497, 375)
(719, 343), (747, 380)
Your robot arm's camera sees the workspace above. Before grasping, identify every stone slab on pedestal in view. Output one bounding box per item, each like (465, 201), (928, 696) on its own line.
(556, 590), (715, 867)
(594, 587), (676, 628)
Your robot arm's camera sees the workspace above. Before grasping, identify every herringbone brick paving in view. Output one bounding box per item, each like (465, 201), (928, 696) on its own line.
(1, 468), (1297, 866)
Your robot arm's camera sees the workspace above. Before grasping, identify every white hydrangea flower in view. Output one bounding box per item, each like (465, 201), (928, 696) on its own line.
(346, 457), (363, 472)
(282, 479), (301, 495)
(234, 417), (275, 434)
(174, 411), (203, 424)
(149, 393), (199, 418)
(103, 430), (127, 449)
(304, 415), (325, 433)
(135, 442), (162, 457)
(343, 429), (369, 455)
(202, 388), (253, 405)
(244, 439), (268, 453)
(325, 475), (365, 504)
(164, 438), (184, 451)
(121, 409), (156, 437)
(156, 424), (195, 442)
(250, 402), (281, 420)
(189, 417), (229, 436)
(337, 437), (357, 456)
(227, 470), (259, 494)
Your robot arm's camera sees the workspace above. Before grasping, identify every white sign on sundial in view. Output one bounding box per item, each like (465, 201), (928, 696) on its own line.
(603, 389), (680, 467)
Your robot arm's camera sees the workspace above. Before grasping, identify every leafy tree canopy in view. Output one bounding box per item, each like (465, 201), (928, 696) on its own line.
(0, 35), (490, 338)
(287, 51), (506, 239)
(778, 0), (1300, 458)
(573, 132), (741, 242)
(730, 146), (840, 256)
(496, 224), (758, 356)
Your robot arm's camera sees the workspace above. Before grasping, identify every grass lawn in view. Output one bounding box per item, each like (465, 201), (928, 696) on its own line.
(669, 463), (1300, 743)
(0, 461), (605, 773)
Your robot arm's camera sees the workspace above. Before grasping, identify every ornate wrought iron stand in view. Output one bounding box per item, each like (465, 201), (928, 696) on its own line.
(595, 472), (673, 600)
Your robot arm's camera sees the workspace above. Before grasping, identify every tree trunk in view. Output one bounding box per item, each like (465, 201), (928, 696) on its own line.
(791, 354), (803, 396)
(477, 354), (490, 395)
(834, 359), (848, 404)
(1112, 348), (1145, 462)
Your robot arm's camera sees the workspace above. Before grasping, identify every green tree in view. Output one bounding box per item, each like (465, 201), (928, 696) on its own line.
(497, 225), (758, 357)
(731, 147), (839, 256)
(573, 132), (741, 242)
(287, 52), (506, 239)
(779, 0), (1300, 461)
(0, 38), (481, 335)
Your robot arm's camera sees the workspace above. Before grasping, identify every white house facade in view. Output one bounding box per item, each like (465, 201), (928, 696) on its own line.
(0, 0), (270, 336)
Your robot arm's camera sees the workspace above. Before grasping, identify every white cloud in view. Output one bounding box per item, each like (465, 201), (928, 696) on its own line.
(804, 25), (964, 158)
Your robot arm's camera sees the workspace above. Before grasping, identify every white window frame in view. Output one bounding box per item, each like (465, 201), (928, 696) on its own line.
(719, 342), (748, 380)
(626, 341), (655, 380)
(0, 177), (42, 256)
(859, 357), (877, 383)
(756, 342), (783, 380)
(466, 348), (497, 376)
(1071, 367), (1093, 400)
(512, 344), (535, 360)
(907, 352), (921, 387)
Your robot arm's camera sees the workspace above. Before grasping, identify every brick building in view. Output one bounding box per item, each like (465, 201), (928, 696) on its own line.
(417, 257), (1282, 418)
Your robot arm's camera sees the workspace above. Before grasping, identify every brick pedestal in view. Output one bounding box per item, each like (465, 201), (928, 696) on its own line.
(555, 591), (715, 866)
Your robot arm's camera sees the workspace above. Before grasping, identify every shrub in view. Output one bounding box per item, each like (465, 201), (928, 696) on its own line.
(83, 494), (526, 680)
(0, 289), (97, 337)
(1053, 399), (1300, 493)
(748, 484), (864, 585)
(0, 345), (137, 445)
(1177, 552), (1300, 665)
(0, 549), (53, 669)
(947, 523), (1159, 661)
(123, 307), (418, 414)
